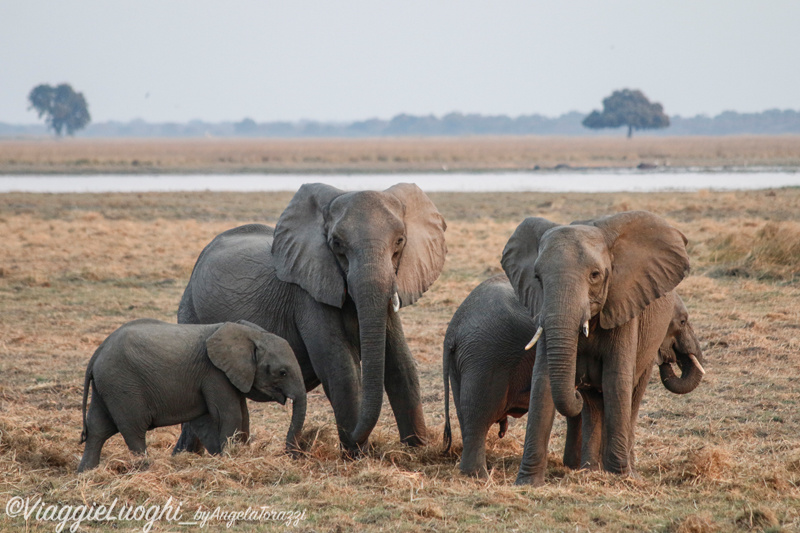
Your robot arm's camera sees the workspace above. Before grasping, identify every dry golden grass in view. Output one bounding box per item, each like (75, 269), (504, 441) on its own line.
(1, 135), (800, 174)
(1, 188), (800, 531)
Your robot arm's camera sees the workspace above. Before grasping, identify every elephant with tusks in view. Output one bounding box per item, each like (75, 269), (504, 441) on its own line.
(175, 183), (447, 455)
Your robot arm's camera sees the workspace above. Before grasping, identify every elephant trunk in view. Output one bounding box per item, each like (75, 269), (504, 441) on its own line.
(543, 310), (584, 418)
(348, 251), (393, 448)
(285, 390), (307, 454)
(659, 327), (705, 394)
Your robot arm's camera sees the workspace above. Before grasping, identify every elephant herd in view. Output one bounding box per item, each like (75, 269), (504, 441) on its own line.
(78, 182), (705, 486)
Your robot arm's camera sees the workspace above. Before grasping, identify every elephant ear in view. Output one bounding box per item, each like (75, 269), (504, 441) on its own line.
(590, 211), (690, 330)
(272, 183), (347, 308)
(206, 322), (258, 394)
(501, 217), (559, 322)
(385, 183), (447, 307)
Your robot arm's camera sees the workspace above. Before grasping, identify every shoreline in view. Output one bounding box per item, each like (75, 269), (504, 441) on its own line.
(2, 164), (800, 176)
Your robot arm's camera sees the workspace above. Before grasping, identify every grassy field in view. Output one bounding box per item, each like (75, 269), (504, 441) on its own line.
(1, 135), (800, 174)
(1, 187), (800, 532)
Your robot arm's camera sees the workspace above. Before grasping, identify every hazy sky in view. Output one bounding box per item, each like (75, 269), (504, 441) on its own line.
(3, 1), (799, 124)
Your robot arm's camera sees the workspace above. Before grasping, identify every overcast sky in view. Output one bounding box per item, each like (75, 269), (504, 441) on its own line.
(3, 1), (799, 124)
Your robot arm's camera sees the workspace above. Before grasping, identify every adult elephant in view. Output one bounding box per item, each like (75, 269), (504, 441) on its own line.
(501, 211), (691, 485)
(175, 183), (447, 454)
(442, 275), (704, 478)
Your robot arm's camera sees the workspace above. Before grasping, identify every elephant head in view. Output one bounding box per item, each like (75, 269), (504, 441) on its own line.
(657, 296), (705, 395)
(271, 183), (447, 446)
(206, 322), (307, 452)
(501, 211), (690, 417)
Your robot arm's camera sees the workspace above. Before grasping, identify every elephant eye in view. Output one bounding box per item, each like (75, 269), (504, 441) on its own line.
(331, 237), (347, 255)
(680, 319), (686, 326)
(590, 270), (602, 281)
(279, 369), (287, 377)
(396, 237), (405, 246)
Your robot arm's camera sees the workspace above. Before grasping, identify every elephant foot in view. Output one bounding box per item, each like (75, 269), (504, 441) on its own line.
(400, 432), (426, 447)
(602, 460), (631, 476)
(626, 468), (643, 482)
(284, 441), (306, 459)
(514, 473), (545, 486)
(581, 460), (602, 471)
(173, 428), (205, 456)
(563, 455), (581, 470)
(460, 465), (489, 479)
(340, 440), (371, 460)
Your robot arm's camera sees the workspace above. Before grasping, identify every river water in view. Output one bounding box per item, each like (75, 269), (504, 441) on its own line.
(1, 171), (799, 193)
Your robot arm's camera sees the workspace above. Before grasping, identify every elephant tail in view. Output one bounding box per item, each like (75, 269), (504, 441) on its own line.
(79, 366), (92, 444)
(442, 338), (454, 455)
(80, 345), (101, 444)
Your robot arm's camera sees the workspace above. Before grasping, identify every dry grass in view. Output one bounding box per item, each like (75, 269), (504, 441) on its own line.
(1, 188), (800, 531)
(1, 135), (800, 174)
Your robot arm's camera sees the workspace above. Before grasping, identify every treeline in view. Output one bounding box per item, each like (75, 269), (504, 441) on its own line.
(3, 109), (800, 138)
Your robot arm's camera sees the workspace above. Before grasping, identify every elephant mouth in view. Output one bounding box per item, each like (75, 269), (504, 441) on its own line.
(249, 389), (287, 404)
(664, 351), (705, 376)
(273, 392), (287, 405)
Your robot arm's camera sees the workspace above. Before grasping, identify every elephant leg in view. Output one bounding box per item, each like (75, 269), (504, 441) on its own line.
(204, 386), (246, 453)
(102, 391), (149, 457)
(601, 331), (637, 475)
(173, 423), (205, 455)
(384, 311), (427, 446)
(78, 389), (119, 472)
(515, 341), (556, 486)
(580, 389), (604, 470)
(189, 414), (223, 455)
(318, 361), (361, 453)
(627, 365), (653, 474)
(120, 428), (148, 456)
(460, 421), (491, 478)
(563, 413), (582, 470)
(298, 306), (362, 453)
(457, 374), (507, 478)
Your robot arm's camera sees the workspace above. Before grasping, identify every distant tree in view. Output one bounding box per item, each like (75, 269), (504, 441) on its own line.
(27, 83), (91, 136)
(583, 89), (669, 138)
(234, 117), (258, 135)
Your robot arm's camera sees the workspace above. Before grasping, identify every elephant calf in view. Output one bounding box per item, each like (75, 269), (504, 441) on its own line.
(443, 275), (704, 477)
(78, 319), (306, 472)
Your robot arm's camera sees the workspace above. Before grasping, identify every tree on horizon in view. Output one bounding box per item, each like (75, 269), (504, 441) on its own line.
(583, 89), (669, 138)
(28, 83), (91, 136)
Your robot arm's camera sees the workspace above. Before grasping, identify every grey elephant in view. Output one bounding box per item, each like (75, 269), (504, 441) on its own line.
(78, 319), (306, 473)
(175, 183), (447, 454)
(442, 275), (705, 477)
(500, 210), (699, 485)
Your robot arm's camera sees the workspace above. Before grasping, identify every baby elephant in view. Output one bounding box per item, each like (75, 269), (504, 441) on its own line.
(78, 319), (306, 472)
(443, 275), (704, 477)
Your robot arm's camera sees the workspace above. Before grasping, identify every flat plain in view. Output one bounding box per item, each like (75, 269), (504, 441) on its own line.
(1, 138), (800, 531)
(1, 135), (800, 173)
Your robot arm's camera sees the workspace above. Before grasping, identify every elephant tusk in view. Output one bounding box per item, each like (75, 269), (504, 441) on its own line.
(582, 321), (589, 338)
(688, 353), (706, 375)
(391, 292), (400, 312)
(525, 326), (543, 351)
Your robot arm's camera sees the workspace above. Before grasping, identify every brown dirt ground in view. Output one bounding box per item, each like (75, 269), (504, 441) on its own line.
(1, 188), (799, 531)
